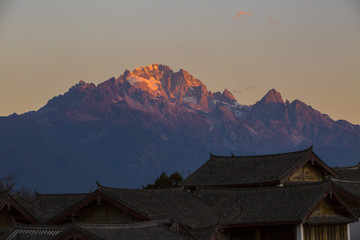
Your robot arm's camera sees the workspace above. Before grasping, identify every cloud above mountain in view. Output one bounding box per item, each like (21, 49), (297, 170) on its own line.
(268, 18), (278, 23)
(233, 11), (254, 20)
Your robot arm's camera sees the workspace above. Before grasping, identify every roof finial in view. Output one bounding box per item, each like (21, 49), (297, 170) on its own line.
(96, 180), (102, 189)
(209, 152), (214, 158)
(231, 153), (235, 157)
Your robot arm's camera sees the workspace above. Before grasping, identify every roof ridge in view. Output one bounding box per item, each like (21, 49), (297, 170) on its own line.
(300, 181), (332, 222)
(182, 157), (214, 186)
(333, 163), (360, 170)
(34, 190), (88, 197)
(77, 220), (168, 229)
(188, 189), (229, 225)
(276, 148), (313, 180)
(209, 146), (313, 159)
(97, 187), (153, 220)
(13, 220), (69, 229)
(12, 194), (50, 216)
(198, 180), (331, 192)
(97, 181), (182, 192)
(331, 178), (360, 183)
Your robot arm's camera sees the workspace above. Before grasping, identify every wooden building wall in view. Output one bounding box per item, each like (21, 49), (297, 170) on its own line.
(227, 224), (348, 240)
(0, 206), (31, 226)
(312, 196), (349, 217)
(0, 206), (32, 235)
(0, 208), (12, 229)
(289, 163), (325, 182)
(305, 196), (351, 240)
(303, 224), (348, 240)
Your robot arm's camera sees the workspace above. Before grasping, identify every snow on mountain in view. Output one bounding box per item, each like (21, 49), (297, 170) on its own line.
(126, 75), (161, 91)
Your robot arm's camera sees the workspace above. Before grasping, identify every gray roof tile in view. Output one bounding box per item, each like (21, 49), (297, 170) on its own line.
(183, 147), (313, 187)
(71, 221), (189, 240)
(334, 165), (360, 181)
(193, 181), (354, 225)
(0, 224), (67, 240)
(98, 185), (224, 228)
(28, 192), (88, 223)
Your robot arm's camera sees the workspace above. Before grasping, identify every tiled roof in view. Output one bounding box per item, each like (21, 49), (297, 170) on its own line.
(193, 181), (354, 225)
(183, 147), (314, 187)
(333, 164), (360, 181)
(9, 195), (46, 223)
(97, 184), (224, 228)
(306, 215), (354, 225)
(0, 221), (188, 240)
(28, 192), (88, 223)
(332, 179), (360, 199)
(188, 226), (229, 240)
(68, 221), (189, 240)
(0, 223), (66, 240)
(352, 208), (360, 216)
(0, 189), (40, 224)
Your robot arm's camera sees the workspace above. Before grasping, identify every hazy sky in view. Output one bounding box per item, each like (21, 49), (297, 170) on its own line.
(0, 0), (359, 124)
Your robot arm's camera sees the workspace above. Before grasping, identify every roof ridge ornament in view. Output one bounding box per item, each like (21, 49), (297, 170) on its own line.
(96, 180), (102, 190)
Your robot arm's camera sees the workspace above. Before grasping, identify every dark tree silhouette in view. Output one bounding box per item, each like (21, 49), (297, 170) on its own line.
(0, 174), (15, 191)
(143, 171), (184, 189)
(0, 174), (34, 201)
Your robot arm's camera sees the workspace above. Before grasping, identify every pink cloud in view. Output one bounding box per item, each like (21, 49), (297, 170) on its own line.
(268, 18), (278, 23)
(233, 11), (254, 20)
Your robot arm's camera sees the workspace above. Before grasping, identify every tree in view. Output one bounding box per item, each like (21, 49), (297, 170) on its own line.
(0, 174), (15, 191)
(0, 174), (34, 201)
(143, 171), (184, 189)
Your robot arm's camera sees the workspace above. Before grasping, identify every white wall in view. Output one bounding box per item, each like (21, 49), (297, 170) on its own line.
(350, 222), (360, 240)
(296, 224), (304, 240)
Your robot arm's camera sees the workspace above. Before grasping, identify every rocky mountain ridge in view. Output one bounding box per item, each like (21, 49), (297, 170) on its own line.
(1, 64), (359, 192)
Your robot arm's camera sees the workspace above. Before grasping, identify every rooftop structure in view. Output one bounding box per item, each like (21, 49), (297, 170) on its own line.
(1, 146), (359, 240)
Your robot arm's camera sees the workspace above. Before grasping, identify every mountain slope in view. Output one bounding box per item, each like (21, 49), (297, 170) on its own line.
(1, 64), (359, 192)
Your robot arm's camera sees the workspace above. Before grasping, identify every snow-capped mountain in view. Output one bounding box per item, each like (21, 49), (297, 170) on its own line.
(1, 64), (359, 192)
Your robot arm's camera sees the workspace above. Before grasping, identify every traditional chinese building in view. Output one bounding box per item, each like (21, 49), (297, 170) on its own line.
(1, 146), (359, 240)
(182, 146), (359, 240)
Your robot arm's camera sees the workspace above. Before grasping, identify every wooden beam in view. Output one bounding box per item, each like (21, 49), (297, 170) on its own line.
(8, 196), (38, 224)
(50, 192), (100, 224)
(50, 190), (151, 225)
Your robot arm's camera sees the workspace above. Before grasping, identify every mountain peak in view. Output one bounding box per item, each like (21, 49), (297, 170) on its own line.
(260, 89), (284, 104)
(223, 89), (237, 102)
(132, 63), (171, 75)
(134, 63), (159, 71)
